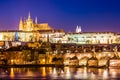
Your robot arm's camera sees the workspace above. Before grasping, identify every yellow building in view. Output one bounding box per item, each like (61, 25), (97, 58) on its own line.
(19, 12), (52, 31)
(0, 31), (39, 42)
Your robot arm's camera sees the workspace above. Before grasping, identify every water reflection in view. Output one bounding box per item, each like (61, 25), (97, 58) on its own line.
(26, 68), (35, 77)
(10, 68), (14, 78)
(65, 67), (71, 79)
(41, 67), (46, 77)
(103, 69), (108, 79)
(1, 67), (120, 79)
(83, 67), (87, 79)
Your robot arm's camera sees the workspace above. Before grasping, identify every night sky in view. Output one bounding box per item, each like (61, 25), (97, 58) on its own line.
(0, 0), (120, 32)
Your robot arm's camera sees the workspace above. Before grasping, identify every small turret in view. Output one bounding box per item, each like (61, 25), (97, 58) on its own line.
(79, 26), (81, 32)
(76, 25), (81, 33)
(19, 17), (23, 30)
(76, 25), (79, 33)
(35, 17), (38, 24)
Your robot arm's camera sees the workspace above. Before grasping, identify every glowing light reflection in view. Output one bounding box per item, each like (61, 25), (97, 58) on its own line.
(90, 72), (96, 79)
(42, 67), (46, 76)
(111, 71), (117, 78)
(53, 68), (57, 74)
(10, 68), (14, 78)
(26, 68), (35, 76)
(65, 67), (71, 79)
(83, 67), (88, 79)
(103, 69), (108, 79)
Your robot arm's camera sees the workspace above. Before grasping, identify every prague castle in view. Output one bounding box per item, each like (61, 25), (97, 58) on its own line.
(0, 13), (119, 48)
(19, 12), (52, 31)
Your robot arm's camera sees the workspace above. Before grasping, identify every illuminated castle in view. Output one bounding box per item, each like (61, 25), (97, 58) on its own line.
(19, 12), (52, 31)
(0, 12), (119, 48)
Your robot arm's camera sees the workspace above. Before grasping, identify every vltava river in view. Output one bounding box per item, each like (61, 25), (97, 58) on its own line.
(0, 67), (120, 79)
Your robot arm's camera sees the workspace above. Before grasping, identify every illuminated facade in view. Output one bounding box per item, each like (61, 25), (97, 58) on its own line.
(60, 32), (118, 44)
(51, 26), (119, 44)
(18, 12), (65, 43)
(0, 30), (65, 43)
(0, 31), (39, 42)
(19, 12), (52, 31)
(0, 13), (119, 46)
(0, 13), (65, 46)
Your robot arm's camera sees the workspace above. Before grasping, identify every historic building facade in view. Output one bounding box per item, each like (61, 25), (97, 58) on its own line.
(0, 13), (65, 47)
(18, 12), (65, 42)
(51, 26), (119, 44)
(19, 12), (52, 31)
(0, 13), (119, 48)
(60, 32), (118, 44)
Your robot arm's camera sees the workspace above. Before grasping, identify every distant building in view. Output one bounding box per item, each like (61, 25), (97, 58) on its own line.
(61, 32), (118, 44)
(76, 25), (81, 33)
(0, 13), (65, 48)
(19, 12), (52, 31)
(0, 12), (119, 48)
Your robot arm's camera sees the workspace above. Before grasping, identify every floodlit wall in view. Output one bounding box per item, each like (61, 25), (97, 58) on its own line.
(0, 31), (119, 44)
(60, 32), (118, 44)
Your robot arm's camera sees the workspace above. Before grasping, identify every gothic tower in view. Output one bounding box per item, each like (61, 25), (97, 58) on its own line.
(35, 17), (38, 24)
(19, 17), (23, 30)
(76, 25), (79, 33)
(76, 25), (82, 33)
(19, 12), (52, 31)
(79, 26), (81, 32)
(26, 12), (34, 31)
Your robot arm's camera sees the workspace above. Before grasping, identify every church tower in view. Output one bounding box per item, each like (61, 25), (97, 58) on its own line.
(76, 25), (81, 33)
(19, 17), (23, 30)
(79, 26), (81, 32)
(35, 17), (38, 24)
(18, 12), (53, 31)
(26, 12), (34, 31)
(28, 12), (31, 20)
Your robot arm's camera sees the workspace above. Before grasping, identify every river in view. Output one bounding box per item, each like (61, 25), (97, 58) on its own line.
(0, 67), (120, 79)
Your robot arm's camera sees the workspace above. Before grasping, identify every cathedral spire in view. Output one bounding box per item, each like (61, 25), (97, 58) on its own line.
(28, 12), (31, 20)
(76, 25), (79, 33)
(19, 17), (23, 30)
(20, 17), (23, 24)
(79, 26), (82, 32)
(35, 17), (38, 24)
(76, 25), (81, 33)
